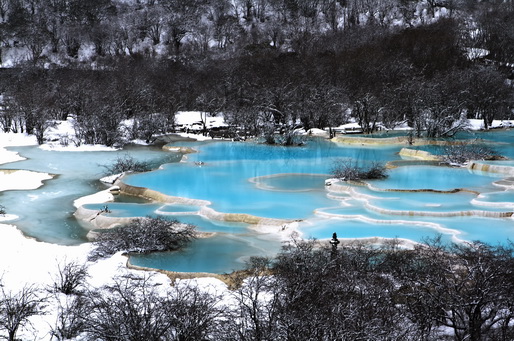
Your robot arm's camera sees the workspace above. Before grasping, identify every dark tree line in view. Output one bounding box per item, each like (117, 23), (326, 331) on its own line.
(1, 17), (513, 146)
(0, 0), (513, 145)
(2, 237), (513, 340)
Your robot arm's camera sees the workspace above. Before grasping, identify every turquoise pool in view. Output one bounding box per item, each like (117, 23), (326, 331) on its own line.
(3, 132), (514, 273)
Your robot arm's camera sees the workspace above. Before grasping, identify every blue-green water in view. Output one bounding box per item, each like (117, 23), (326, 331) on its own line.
(3, 133), (514, 273)
(131, 233), (281, 274)
(125, 140), (399, 219)
(0, 145), (181, 244)
(368, 166), (500, 192)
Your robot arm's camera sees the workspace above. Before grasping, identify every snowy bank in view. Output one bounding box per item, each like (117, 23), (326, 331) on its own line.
(468, 119), (514, 130)
(0, 132), (38, 164)
(0, 169), (54, 191)
(0, 222), (181, 340)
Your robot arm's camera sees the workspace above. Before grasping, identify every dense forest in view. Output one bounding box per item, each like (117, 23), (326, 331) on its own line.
(0, 0), (513, 146)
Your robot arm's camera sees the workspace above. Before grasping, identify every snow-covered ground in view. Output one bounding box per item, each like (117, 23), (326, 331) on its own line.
(468, 118), (514, 130)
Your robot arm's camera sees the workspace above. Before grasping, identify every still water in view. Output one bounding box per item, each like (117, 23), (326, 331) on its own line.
(3, 134), (514, 273)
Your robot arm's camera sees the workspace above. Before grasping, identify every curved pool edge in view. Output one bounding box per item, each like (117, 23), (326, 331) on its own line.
(325, 178), (480, 196)
(73, 180), (301, 243)
(115, 179), (300, 228)
(126, 255), (250, 286)
(248, 172), (330, 192)
(468, 161), (514, 177)
(364, 202), (513, 218)
(324, 178), (513, 218)
(115, 179), (210, 206)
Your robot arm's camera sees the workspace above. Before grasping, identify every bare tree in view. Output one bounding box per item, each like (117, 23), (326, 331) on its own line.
(463, 65), (512, 129)
(0, 284), (46, 341)
(442, 140), (501, 165)
(395, 238), (514, 341)
(84, 274), (173, 341)
(50, 294), (89, 340)
(160, 0), (206, 55)
(85, 273), (222, 341)
(222, 257), (281, 341)
(164, 283), (223, 341)
(50, 259), (89, 296)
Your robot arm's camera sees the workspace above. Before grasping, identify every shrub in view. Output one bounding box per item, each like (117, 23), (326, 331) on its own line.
(0, 205), (5, 216)
(331, 159), (387, 181)
(83, 274), (221, 341)
(261, 125), (305, 146)
(89, 217), (196, 261)
(50, 260), (89, 296)
(442, 142), (502, 165)
(102, 153), (153, 175)
(50, 295), (89, 341)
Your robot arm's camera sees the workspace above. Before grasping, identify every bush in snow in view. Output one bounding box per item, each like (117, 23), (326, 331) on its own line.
(0, 284), (47, 341)
(83, 273), (221, 341)
(89, 217), (196, 261)
(49, 260), (89, 296)
(50, 295), (89, 341)
(262, 126), (305, 146)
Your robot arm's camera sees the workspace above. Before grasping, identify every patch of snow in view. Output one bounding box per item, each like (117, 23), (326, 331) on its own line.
(492, 120), (514, 128)
(250, 221), (301, 241)
(175, 132), (215, 141)
(465, 48), (489, 60)
(78, 43), (96, 63)
(392, 122), (413, 130)
(128, 138), (152, 145)
(467, 119), (484, 130)
(100, 173), (124, 185)
(73, 188), (115, 208)
(0, 147), (25, 164)
(0, 214), (17, 222)
(43, 118), (75, 140)
(175, 111), (227, 129)
(0, 223), (91, 290)
(467, 119), (514, 130)
(0, 132), (38, 147)
(295, 128), (329, 137)
(39, 143), (118, 152)
(0, 170), (53, 191)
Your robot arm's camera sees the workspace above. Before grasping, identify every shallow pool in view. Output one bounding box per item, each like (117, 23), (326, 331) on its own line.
(3, 133), (514, 273)
(1, 145), (180, 244)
